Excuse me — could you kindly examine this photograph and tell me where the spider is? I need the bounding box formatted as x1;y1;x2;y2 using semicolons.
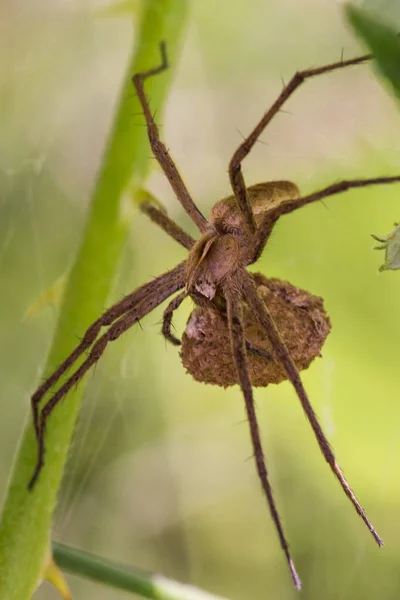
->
28;42;400;589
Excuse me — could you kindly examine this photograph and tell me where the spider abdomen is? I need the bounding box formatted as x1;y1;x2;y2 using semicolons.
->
181;273;331;387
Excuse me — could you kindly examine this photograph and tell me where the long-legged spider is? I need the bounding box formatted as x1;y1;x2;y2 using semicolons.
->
28;42;400;589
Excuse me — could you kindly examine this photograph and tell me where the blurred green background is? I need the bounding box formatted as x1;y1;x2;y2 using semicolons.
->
2;0;400;598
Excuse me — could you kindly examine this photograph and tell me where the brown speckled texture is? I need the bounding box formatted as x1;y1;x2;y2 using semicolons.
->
181;273;331;387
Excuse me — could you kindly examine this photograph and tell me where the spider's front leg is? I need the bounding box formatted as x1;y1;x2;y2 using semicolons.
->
133;42;208;234
255;176;400;259
228;53;371;239
28;262;186;489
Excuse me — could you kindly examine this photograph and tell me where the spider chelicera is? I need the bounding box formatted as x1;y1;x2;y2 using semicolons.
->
28;42;400;589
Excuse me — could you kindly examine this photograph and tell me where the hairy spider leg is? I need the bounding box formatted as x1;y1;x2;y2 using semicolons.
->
136;201;274;357
228;53;371;235
29;263;186;488
133;42;209;234
30;261;185;439
240;268;383;547
255;176;400;259
139;195;196;250
162;291;187;345
132;45;391;583
223;275;302;590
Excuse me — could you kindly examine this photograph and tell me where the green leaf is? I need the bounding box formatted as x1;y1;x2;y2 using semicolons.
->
345;4;400;101
0;1;188;599
372;223;400;270
345;5;400;273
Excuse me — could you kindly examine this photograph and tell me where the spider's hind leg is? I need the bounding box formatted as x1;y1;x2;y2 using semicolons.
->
223;274;301;590
239;267;383;548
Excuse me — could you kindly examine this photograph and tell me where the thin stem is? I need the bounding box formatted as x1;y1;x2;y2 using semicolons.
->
53;542;231;600
0;3;189;599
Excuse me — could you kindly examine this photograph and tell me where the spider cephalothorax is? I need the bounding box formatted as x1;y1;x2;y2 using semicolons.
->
186;181;300;299
183;181;331;387
28;42;400;589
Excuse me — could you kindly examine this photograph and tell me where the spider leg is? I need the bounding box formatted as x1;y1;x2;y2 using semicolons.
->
28;271;186;490
132;42;208;233
162;291;186;345
204;294;273;360
246;341;272;362
240;268;383;547
138;190;196;250
228;53;371;234
223;276;302;590
30;262;185;444
255;176;400;259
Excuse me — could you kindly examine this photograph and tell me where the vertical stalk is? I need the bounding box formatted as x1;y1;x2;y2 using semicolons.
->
0;2;188;598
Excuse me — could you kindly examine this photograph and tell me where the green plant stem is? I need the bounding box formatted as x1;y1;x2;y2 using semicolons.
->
53;543;231;600
0;2;188;598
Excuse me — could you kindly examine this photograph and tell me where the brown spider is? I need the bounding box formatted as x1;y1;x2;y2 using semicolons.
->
28;42;400;589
